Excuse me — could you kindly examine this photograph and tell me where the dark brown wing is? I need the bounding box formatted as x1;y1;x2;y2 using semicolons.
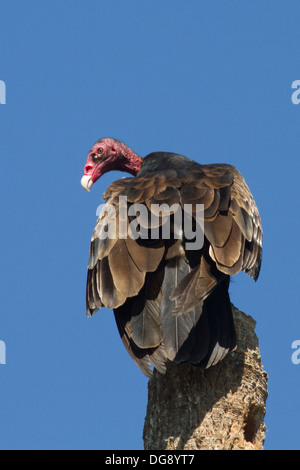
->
200;164;262;282
85;162;262;375
86;194;165;316
167;164;262;315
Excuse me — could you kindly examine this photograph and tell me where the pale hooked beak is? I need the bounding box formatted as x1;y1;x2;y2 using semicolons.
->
81;175;94;192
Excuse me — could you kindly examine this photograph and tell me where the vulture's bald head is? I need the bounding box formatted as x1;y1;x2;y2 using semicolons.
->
81;138;143;191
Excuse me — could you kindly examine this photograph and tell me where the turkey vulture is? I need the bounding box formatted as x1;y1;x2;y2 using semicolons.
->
81;138;262;377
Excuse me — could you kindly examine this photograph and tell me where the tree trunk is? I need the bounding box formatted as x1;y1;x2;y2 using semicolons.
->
143;306;268;451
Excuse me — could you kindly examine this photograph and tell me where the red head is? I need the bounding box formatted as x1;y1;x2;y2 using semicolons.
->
81;138;143;191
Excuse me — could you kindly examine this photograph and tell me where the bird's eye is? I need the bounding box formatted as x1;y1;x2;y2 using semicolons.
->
91;148;104;162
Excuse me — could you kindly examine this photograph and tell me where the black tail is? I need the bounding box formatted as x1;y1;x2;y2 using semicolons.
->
174;276;237;369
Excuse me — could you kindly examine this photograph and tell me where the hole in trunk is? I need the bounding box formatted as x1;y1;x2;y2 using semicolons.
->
244;405;261;443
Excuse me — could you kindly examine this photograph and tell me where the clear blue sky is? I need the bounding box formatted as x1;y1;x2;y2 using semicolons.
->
1;0;300;450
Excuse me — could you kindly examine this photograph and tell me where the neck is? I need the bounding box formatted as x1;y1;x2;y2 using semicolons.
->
120;144;143;176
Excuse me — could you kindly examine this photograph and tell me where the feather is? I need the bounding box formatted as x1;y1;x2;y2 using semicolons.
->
99;257;126;309
113;270;167;376
205;214;233;248
160;257;200;361
114;306;154;377
170;257;218;316
125;236;165;273
108;239;146;299
211;220;243;270
129;271;164;349
201;277;237;368
230;198;253;241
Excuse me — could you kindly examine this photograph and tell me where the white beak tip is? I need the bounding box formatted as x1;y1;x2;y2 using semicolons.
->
81;175;93;192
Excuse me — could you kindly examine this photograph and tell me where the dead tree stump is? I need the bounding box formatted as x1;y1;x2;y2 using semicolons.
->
143;306;268;451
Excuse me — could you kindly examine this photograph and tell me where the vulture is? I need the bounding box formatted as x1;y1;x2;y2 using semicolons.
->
81;138;262;377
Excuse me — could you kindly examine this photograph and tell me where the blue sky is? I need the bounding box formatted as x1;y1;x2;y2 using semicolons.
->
1;0;300;450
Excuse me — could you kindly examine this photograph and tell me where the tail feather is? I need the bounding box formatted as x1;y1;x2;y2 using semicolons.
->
193;276;237;368
160;257;202;362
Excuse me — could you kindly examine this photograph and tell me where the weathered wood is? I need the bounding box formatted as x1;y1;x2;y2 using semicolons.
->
143;306;268;451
